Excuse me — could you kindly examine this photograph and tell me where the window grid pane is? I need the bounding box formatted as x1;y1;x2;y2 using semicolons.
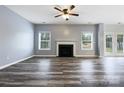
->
117;34;123;53
40;41;49;48
41;33;50;40
106;35;112;52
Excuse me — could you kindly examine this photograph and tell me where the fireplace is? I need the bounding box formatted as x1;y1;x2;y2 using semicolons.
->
56;41;76;57
59;45;73;57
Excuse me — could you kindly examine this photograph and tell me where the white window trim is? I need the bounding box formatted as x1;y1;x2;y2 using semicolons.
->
38;31;51;50
81;32;93;50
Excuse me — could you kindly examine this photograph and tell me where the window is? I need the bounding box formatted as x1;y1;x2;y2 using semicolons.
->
39;31;51;50
106;34;113;52
104;32;124;56
81;32;93;50
117;34;123;53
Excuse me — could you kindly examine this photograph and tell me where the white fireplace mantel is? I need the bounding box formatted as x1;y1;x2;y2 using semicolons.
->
56;41;76;56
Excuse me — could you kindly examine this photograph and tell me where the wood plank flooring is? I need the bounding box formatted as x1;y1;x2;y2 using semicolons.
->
0;57;124;87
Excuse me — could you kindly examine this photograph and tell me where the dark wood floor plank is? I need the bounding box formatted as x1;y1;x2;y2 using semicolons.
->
1;57;124;87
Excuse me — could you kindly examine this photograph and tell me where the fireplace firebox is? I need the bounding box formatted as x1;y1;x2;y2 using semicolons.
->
58;45;73;57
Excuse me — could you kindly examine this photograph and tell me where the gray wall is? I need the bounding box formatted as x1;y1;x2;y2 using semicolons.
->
104;24;124;33
0;6;34;67
98;23;104;57
34;24;99;56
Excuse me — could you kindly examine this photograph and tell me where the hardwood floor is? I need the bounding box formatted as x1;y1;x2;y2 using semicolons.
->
0;57;124;87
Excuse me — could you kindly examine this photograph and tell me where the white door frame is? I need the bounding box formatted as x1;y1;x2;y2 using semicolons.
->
104;31;124;56
104;32;114;56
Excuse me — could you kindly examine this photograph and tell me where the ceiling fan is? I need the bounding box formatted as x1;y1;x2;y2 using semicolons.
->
54;5;79;21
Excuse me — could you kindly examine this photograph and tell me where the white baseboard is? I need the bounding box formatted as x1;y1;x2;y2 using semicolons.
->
34;55;56;57
0;55;33;70
75;55;98;57
34;55;98;57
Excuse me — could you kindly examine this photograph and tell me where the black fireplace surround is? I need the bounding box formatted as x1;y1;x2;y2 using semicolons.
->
58;44;73;57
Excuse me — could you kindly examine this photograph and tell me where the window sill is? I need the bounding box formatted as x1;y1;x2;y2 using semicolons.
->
81;49;94;51
39;48;51;50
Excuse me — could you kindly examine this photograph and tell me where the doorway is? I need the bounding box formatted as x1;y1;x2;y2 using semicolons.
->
104;32;124;56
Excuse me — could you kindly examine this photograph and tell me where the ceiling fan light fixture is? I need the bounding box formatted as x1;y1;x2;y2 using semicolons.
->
62;14;69;20
54;5;79;21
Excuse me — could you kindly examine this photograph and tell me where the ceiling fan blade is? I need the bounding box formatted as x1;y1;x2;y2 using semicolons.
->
54;14;62;17
70;5;75;10
56;5;62;9
69;13;79;16
54;7;62;12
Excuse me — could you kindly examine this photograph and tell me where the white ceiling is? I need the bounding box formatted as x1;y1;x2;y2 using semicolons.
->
5;5;124;24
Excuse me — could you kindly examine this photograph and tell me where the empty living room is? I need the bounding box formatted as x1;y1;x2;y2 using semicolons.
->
1;3;124;89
